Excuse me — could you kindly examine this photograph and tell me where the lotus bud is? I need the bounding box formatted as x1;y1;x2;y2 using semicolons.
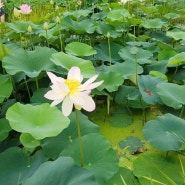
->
50;0;54;5
27;25;32;33
56;16;60;24
107;32;111;38
13;7;21;18
44;22;49;30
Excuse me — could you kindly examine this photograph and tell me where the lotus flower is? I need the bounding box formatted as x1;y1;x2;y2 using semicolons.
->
44;67;103;116
20;4;32;14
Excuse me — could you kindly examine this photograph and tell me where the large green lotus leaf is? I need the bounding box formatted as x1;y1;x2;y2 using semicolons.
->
0;147;47;185
141;18;167;29
60;133;119;184
106;8;131;27
0;118;11;141
154;39;176;51
133;153;185;185
107;167;140;185
94;42;122;63
118;46;153;64
41;112;99;159
6;103;70;140
95;22;122;38
96;71;124;92
143;113;185;151
62;16;95;34
64;9;91;20
0;75;13;103
158;49;177;60
111;62;143;79
23;156;98;185
156;82;185;109
65;42;97;57
51;51;95;77
6;21;42;34
2;46;56;78
0;43;12;60
138;75;164;105
167;52;185;66
166;31;185;40
164;12;180;19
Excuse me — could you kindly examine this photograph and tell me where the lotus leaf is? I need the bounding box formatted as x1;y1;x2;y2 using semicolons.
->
0;75;13;103
156;82;185;109
6;103;70;140
143;113;185;151
51;51;95;77
60;133;119;184
65;42;97;57
2;46;57;78
23;156;98;185
133;153;185;185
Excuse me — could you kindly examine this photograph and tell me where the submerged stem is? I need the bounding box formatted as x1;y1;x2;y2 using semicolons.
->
75;109;84;167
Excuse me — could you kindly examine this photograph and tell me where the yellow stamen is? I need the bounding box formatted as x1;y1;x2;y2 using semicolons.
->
64;79;80;95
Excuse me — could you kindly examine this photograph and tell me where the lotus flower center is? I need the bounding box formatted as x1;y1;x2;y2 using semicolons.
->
64;79;80;95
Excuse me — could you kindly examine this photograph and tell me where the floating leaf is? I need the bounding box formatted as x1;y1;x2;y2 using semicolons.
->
143;113;185;151
0;75;13;104
107;167;140;185
65;42;97;57
61;133;119;184
51;51;95;77
133;153;185;185
23;156;98;185
156;82;185;109
6;103;70;140
138;75;164;105
2;47;56;78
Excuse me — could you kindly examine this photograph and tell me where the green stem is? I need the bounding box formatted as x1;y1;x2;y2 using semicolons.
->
24;77;31;102
75;109;84;167
107;33;112;69
35;78;39;90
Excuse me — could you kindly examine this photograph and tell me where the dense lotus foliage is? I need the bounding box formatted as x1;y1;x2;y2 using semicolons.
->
0;0;185;184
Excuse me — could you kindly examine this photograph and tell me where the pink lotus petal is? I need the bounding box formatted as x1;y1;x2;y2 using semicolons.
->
62;96;73;116
20;4;32;14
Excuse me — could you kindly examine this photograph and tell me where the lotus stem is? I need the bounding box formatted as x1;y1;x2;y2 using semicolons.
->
107;32;112;69
24;77;31;102
35;78;39;90
75;109;84;167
